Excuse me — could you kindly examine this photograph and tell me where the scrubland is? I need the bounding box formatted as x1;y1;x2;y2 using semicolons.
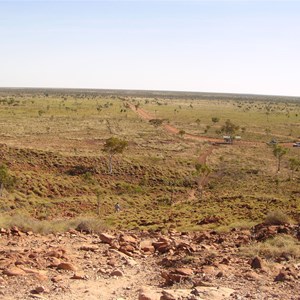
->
0;88;299;232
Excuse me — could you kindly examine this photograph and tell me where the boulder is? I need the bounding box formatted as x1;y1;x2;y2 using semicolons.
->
99;233;116;244
140;240;155;253
120;235;137;244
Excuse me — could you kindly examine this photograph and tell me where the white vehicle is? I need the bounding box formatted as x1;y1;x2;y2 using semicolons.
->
293;142;300;147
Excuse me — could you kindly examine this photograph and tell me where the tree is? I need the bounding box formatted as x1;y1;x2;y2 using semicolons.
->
272;145;288;173
103;137;128;174
0;164;16;197
220;119;239;136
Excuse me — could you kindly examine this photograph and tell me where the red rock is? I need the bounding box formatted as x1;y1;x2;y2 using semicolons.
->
119;244;135;253
46;249;65;258
140;240;155;253
152;242;170;253
175;268;193;276
108;258;118;267
120;235;137;244
51;275;63;283
47;257;61;268
161;290;176;300
138;287;161;300
99;233;115;244
31;286;47;294
56;262;77;271
110;269;124;277
161;271;183;284
79;245;99;252
0;228;7;234
71;272;86;280
3;267;26;276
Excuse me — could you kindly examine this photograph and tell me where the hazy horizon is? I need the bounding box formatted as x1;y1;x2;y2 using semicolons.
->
1;1;299;97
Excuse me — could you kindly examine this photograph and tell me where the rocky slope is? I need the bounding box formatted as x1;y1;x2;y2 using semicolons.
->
0;224;299;300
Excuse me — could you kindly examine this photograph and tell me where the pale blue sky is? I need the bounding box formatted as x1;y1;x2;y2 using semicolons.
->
0;0;299;96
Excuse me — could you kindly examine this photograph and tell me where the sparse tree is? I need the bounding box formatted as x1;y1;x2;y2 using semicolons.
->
103;137;128;174
220;119;239;136
272;145;288;173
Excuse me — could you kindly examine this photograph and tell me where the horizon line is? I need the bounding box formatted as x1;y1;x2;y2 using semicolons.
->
1;86;300;99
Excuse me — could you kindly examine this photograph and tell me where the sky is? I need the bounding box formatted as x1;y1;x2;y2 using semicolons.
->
0;0;299;96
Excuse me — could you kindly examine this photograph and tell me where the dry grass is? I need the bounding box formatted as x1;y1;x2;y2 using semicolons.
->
0;213;109;234
0;89;299;231
241;234;300;260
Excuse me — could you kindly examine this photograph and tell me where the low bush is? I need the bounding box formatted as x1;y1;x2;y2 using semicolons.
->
241;234;300;260
264;210;291;225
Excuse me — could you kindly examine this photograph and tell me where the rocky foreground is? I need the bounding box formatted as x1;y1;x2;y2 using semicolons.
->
0;224;299;300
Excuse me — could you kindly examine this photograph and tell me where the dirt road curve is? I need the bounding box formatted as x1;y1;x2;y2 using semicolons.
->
127;102;296;148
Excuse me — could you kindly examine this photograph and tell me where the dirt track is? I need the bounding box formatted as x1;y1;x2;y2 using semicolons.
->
127;102;296;148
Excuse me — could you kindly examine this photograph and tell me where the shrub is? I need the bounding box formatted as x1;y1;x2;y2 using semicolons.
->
264;211;291;225
241;234;300;260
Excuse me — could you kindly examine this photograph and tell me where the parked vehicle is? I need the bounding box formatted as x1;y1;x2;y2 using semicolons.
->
293;142;300;147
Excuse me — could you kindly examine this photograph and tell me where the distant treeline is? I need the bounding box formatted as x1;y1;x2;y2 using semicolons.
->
0;87;299;103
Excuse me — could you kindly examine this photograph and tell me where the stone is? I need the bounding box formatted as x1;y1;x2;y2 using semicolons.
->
140;240;155;253
161;290;176;300
56;262;77;271
138;287;161;300
71;272;86;280
79;245;99;252
119;244;135;253
152;242;170;253
31;286;47;294
51;275;63;283
120;235;137;244
175;268;193;276
3;267;26;276
110;269;124;277
99;233;115;244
